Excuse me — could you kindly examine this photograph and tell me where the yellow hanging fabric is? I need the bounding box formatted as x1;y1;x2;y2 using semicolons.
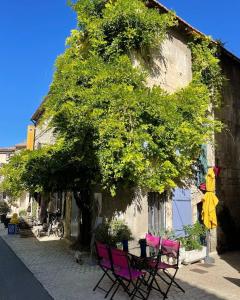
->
202;167;219;229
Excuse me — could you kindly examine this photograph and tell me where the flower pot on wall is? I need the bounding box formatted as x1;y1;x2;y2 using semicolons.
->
182;246;207;265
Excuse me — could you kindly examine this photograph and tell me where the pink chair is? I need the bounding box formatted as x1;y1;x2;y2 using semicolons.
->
143;233;165;299
109;247;146;300
145;233;161;249
152;238;185;299
93;242;116;298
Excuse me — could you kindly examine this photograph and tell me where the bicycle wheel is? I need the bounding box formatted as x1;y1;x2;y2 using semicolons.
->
47;224;52;237
57;222;64;238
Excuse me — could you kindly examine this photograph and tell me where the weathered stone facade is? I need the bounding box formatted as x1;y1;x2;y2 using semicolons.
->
29;1;240;252
34;120;55;149
114;28;202;241
215;53;240;251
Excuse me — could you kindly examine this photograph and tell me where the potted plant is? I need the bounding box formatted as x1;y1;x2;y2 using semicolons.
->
178;222;207;265
94;222;113;245
0;201;10;223
94;219;133;251
110;219;133;251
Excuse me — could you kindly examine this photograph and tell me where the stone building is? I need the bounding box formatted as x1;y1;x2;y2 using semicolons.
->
30;0;240;252
31;111;77;240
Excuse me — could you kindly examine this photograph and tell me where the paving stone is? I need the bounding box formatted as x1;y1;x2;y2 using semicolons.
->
1;224;239;300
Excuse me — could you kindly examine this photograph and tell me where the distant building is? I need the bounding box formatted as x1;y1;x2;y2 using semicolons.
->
0;142;28;214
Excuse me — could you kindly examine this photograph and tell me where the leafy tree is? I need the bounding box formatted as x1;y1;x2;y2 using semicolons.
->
41;0;222;196
1;0;224;198
0;150;30;200
0;0;225;248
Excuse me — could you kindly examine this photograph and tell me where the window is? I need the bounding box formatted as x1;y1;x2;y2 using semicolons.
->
148;192;166;234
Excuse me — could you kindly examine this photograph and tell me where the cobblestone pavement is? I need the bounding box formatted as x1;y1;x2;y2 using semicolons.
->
0;224;239;300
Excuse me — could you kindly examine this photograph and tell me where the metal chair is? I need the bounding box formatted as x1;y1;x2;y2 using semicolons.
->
109;247;146;300
93;242;116;298
155;238;185;299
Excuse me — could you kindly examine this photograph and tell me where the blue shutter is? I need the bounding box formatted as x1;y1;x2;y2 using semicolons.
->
172;188;192;235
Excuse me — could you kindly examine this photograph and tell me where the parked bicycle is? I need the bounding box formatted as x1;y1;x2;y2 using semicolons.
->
47;210;64;238
36;210;64;239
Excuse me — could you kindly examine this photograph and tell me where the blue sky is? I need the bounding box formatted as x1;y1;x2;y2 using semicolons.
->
0;0;239;147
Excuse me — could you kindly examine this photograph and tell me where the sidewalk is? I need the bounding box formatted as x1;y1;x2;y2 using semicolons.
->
0;224;239;300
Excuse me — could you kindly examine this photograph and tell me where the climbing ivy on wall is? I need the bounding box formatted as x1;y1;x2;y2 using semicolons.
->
189;33;225;105
1;0;224;197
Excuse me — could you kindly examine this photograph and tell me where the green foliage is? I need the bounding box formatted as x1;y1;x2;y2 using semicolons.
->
0;201;10;214
22;140;98;192
31;200;38;219
178;222;207;251
72;0;177;59
189;34;225;105
0;150;31;199
1;0;225;198
110;219;133;242
94;222;111;244
94;219;133;245
19;209;27;217
42;0;223;195
150;228;176;240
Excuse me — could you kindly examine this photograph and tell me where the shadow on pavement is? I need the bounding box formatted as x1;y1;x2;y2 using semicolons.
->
220;251;240;273
224;277;240;288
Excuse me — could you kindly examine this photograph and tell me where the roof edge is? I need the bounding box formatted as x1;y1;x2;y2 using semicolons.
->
150;0;240;64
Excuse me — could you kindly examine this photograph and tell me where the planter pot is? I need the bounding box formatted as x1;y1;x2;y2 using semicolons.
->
8;224;19;235
139;239;147;258
182;246;207;265
122;240;129;252
179;247;186;266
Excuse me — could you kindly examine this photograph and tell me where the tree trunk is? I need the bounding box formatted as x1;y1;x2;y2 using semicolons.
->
73;189;92;249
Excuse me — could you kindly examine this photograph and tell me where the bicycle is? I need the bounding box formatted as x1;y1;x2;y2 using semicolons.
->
47;210;64;239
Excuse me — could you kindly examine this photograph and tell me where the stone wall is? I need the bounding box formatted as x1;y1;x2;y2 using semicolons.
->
111;29;194;239
146;30;192;92
215;54;240;251
34;120;55;149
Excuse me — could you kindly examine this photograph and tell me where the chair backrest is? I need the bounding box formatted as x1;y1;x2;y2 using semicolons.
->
145;233;161;249
161;239;180;260
110;247;133;279
95;241;110;261
110;247;129;269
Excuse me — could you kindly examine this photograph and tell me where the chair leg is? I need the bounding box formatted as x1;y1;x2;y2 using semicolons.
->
131;277;148;300
93;271;106;291
143;274;156;300
110;282;120;300
152;277;165;296
105;280;117;298
162;269;183;299
163;269;185;293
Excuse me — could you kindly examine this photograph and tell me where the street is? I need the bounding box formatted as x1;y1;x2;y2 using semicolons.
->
0;237;52;300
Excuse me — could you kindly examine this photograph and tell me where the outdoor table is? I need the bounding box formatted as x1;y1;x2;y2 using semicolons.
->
128;240;157;271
